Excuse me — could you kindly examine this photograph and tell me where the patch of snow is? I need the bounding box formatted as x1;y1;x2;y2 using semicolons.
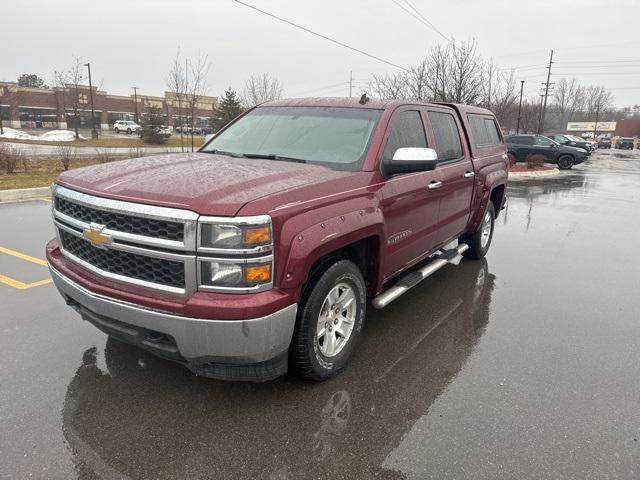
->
0;127;34;140
0;127;84;142
39;130;84;142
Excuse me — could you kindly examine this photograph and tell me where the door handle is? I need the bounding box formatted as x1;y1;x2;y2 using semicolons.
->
428;181;443;190
463;171;475;178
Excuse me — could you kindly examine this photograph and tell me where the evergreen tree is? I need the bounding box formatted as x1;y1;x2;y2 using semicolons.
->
211;88;244;132
139;105;168;144
17;74;48;89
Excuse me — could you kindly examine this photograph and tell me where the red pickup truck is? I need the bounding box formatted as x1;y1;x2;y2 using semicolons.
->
47;97;508;382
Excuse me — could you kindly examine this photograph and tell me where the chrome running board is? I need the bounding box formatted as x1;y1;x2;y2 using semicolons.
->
371;243;469;309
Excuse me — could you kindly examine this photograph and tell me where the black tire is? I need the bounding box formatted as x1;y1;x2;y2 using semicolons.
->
460;202;495;260
114;127;119;133
557;155;574;170
290;259;366;381
507;152;517;167
126;128;132;135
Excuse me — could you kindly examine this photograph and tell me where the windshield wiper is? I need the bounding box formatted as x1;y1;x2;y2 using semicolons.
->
242;153;307;164
205;149;246;158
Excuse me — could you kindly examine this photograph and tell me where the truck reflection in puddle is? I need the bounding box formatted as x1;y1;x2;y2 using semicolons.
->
62;259;495;479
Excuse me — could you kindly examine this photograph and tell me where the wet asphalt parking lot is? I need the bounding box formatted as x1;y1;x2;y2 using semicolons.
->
1;149;640;480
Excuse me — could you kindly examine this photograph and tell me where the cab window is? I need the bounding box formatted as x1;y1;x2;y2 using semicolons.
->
381;111;427;162
428;111;463;161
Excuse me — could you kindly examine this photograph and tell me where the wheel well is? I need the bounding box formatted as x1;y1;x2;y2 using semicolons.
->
301;236;380;301
490;185;506;214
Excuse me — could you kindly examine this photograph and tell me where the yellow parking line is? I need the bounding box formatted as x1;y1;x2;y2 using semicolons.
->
0;245;48;267
0;273;52;290
40;198;52;203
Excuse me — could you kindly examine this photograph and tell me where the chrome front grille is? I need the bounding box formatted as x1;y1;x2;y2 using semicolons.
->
52;185;198;294
59;230;186;288
55;196;185;241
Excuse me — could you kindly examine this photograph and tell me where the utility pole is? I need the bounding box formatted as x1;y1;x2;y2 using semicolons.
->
593;102;600;140
516;80;525;134
538;94;544;134
349;71;353;98
539;49;554;134
132;86;139;124
84;62;98;139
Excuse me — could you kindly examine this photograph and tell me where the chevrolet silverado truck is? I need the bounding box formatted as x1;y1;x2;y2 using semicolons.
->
47;98;508;382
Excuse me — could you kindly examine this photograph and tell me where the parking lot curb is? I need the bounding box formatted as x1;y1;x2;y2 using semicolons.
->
509;168;560;178
0;186;51;203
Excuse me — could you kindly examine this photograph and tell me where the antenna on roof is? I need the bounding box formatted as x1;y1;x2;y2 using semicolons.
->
359;93;370;105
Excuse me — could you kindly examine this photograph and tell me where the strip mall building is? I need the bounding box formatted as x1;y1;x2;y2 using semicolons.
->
0;82;218;130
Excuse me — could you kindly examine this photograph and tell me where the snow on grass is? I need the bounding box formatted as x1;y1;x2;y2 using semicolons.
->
0;127;33;140
0;127;85;142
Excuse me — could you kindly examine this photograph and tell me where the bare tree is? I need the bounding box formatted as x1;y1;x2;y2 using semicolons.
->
167;49;187;152
242;73;283;107
186;52;211;152
53;56;92;140
369;72;409;100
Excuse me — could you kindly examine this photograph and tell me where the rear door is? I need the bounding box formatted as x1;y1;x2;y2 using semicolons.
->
425;108;474;243
379;108;444;280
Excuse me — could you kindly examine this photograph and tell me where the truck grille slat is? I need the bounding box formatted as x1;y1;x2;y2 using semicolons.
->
55;196;184;241
60;230;185;288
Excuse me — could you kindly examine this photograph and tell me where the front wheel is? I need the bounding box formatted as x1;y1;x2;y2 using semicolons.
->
460;202;495;260
557;155;574;170
114;128;119;133
290;260;366;381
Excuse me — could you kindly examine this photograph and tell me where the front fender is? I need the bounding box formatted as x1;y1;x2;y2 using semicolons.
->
278;207;384;298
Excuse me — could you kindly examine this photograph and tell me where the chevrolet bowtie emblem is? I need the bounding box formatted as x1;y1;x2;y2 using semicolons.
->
83;224;112;248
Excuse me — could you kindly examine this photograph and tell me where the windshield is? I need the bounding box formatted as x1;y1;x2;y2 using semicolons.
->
202;106;382;171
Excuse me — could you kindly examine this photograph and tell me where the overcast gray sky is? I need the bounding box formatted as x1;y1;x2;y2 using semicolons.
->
3;0;639;106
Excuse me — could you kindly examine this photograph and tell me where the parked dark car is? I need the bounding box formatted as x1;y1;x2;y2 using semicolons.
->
597;138;612;149
546;134;593;154
616;137;635;150
505;134;588;169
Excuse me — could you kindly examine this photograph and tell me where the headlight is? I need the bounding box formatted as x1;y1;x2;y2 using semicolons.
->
199;258;272;290
199;217;272;251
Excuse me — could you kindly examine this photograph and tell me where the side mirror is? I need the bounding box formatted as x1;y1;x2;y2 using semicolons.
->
384;147;438;176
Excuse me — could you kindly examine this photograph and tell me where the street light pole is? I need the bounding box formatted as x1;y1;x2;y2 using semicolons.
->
516;80;525;134
132;86;139;124
593;102;600;140
84;62;98;139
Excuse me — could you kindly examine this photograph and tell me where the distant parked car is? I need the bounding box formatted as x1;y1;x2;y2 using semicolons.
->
546;134;593;154
156;126;172;137
505;134;588;170
175;124;192;134
616;137;635;150
113;120;141;135
597;138;612;149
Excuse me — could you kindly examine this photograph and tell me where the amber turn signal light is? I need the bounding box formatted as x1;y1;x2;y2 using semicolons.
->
243;264;272;283
243;226;271;245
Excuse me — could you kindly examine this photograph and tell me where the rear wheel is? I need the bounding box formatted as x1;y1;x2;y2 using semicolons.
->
507;152;517;167
557;155;574;170
126;128;132;135
290;260;366;381
460;202;495;260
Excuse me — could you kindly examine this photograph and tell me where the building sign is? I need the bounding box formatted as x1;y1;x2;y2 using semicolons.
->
566;121;616;132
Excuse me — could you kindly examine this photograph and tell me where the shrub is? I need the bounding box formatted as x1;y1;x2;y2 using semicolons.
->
525;154;546;170
94;148;113;164
0;144;25;174
56;146;74;171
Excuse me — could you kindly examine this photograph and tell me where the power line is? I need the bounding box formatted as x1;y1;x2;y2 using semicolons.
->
234;0;408;71
389;0;452;43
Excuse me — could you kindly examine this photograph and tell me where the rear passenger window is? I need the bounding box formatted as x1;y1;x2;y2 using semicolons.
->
469;115;501;147
382;111;427;161
428;111;463;161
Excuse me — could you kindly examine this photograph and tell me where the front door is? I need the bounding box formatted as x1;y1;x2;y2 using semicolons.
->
379;108;444;281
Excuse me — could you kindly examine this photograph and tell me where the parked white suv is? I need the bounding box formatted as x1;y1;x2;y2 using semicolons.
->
113;120;141;134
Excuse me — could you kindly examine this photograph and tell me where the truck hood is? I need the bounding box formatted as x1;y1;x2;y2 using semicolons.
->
56;152;352;216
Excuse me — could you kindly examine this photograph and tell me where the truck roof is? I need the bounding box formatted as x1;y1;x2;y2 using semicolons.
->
263;97;496;116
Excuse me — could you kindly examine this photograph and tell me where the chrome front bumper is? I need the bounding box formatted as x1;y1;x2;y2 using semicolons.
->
49;266;297;380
